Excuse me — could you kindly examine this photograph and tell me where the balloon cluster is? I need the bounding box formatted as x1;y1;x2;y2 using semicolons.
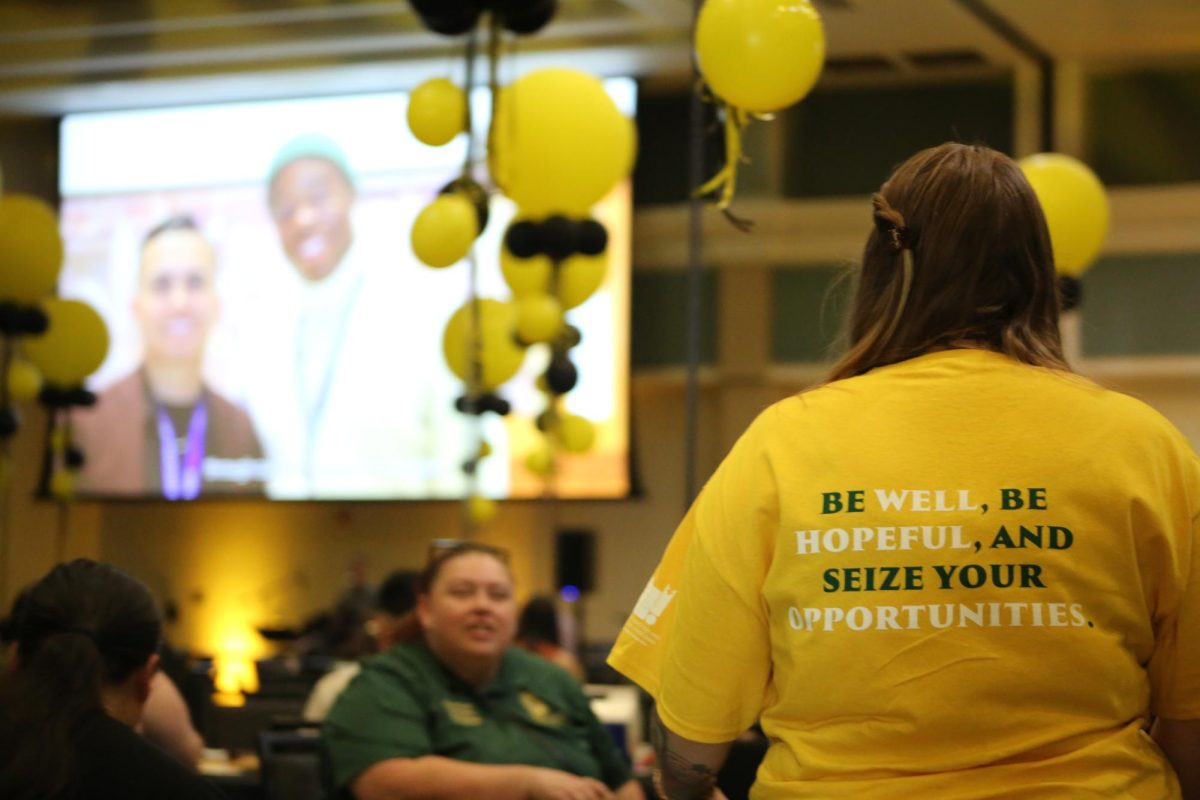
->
692;0;825;216
1018;153;1110;311
404;10;636;521
0;192;110;500
409;0;557;37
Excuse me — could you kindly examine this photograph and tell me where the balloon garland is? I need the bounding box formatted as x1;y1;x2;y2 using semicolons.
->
0;192;110;501
406;1;636;524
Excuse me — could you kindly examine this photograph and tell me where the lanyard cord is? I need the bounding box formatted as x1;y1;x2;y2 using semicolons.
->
156;397;208;500
296;271;367;485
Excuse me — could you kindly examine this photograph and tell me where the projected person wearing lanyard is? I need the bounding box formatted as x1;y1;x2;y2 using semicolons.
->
253;134;502;499
75;217;264;498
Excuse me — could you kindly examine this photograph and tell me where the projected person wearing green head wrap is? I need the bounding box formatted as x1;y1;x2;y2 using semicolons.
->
244;133;507;500
267;133;357;283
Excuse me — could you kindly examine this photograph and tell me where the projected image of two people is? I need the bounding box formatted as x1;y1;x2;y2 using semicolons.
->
59;92;630;502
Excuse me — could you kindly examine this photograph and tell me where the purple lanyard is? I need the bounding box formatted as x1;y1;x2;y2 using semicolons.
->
156;399;208;500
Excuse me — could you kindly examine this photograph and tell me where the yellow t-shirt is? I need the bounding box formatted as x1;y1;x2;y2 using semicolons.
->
609;349;1200;799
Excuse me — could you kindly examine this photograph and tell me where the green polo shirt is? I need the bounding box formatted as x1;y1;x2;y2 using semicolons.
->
321;641;632;795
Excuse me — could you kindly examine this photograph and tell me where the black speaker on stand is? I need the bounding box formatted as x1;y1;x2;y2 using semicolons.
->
554;528;596;594
554;528;596;667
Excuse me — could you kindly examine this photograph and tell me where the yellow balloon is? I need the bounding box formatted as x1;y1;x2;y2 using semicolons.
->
514;294;563;344
0;195;64;303
412;194;479;269
695;0;825;113
501;244;607;310
491;68;636;216
1018;153;1109;278
442;298;526;391
23;298;109;388
467;495;497;524
408;78;467;147
50;469;75;501
6;358;42;401
556;414;596;454
525;445;554;477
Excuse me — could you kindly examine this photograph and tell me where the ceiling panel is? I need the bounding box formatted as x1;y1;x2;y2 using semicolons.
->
989;0;1200;63
0;0;1196;114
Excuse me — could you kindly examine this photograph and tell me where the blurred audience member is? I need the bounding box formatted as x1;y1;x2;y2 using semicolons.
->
303;570;420;722
516;595;585;681
140;671;206;769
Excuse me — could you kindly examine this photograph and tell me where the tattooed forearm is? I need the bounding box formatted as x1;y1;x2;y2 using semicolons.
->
650;706;732;800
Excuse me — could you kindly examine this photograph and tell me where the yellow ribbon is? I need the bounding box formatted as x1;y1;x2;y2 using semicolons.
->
694;102;763;231
695;104;749;207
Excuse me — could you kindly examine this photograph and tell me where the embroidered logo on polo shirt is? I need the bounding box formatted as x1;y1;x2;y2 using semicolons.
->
633;580;676;626
519;692;565;727
442;700;483;726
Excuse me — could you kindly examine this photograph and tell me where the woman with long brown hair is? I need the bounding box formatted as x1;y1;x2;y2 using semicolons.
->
609;143;1200;799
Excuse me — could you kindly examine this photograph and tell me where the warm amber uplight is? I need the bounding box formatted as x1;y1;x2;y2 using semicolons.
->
212;628;260;697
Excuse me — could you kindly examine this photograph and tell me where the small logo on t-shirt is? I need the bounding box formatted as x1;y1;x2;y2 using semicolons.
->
519;691;565;727
633;580;676;625
442;700;483;726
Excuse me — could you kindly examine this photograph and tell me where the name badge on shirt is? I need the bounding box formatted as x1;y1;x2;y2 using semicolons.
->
519;692;565;727
442;700;484;727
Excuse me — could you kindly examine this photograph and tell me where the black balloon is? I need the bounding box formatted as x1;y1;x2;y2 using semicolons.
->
505;220;541;258
0;302;17;335
501;0;557;34
541;215;576;262
39;387;74;408
455;395;480;415
65;445;86;469
544;354;578;394
409;0;483;35
535;410;552;432
0;302;45;336
479;393;512;416
17;306;49;336
576;219;608;256
1058;276;1082;312
68;388;97;407
0;407;18;439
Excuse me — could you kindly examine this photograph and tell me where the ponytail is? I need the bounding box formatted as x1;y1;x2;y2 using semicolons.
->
0;632;105;798
0;560;160;799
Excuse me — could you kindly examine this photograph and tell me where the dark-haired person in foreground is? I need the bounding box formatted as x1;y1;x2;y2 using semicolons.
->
609;143;1200;798
75;216;265;498
0;559;225;799
323;544;644;800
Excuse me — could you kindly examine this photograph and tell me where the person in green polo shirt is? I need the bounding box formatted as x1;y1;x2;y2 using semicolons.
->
322;543;644;800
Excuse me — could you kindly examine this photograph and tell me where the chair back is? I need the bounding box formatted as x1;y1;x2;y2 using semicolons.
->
258;728;324;800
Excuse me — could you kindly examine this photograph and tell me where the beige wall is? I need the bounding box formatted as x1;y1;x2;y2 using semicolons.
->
0;376;744;654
